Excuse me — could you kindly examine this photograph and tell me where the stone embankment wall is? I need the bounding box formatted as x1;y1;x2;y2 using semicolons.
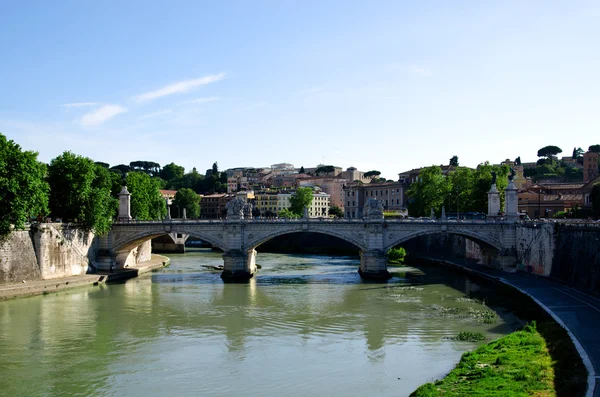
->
515;223;556;276
551;224;600;293
32;223;97;280
0;224;155;285
0;230;40;284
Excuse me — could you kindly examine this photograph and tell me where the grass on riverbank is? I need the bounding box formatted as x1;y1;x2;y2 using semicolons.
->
410;323;556;397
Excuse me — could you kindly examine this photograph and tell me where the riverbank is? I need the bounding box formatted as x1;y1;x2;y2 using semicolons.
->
0;254;170;301
409;255;592;397
410;323;554;396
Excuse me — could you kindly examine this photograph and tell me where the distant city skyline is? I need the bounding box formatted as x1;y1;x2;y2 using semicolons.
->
1;1;599;180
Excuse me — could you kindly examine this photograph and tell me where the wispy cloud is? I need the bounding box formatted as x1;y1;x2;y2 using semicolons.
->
409;65;432;77
298;86;324;95
180;97;219;105
80;105;127;127
138;109;173;120
135;73;226;102
61;102;100;108
240;102;267;111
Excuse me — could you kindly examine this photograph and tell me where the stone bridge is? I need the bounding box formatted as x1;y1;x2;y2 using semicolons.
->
101;217;517;280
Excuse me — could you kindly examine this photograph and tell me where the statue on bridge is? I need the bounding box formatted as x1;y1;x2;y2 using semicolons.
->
364;198;384;220
226;197;246;220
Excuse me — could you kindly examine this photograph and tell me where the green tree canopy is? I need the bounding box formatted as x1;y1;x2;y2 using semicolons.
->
47;151;116;234
572;147;584;159
0;134;49;235
448;166;475;213
364;170;381;179
329;205;344;218
589;144;600;153
130;161;161;177
537;145;562;159
406;166;452;217
126;171;166;220
160;162;185;182
470;162;510;213
289;187;314;215
173;188;201;219
278;208;300;219
299;166;305;174
449;155;459;167
109;164;131;175
315;165;335;175
95;162;110;169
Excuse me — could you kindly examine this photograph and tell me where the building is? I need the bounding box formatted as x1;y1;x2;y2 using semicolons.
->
343;182;405;218
340;167;371;184
583;151;599;182
296;176;346;209
517;183;586;218
254;190;330;218
201;193;234;219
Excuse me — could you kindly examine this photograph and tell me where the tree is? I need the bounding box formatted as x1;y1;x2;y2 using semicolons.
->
0;134;49;235
470;162;510;213
47;152;116;234
130;161;161;177
329;205;344;218
278;208;300;219
592;182;600;217
95;162;110;169
299;166;305;174
589;145;600;153
126;171;166;220
406;166;452;217
160;162;185;182
364;170;381;179
109;164;131;175
315;165;335;175
212;162;219;176
449;166;474;213
572;147;584;159
537;145;562;159
289;187;314;216
449;155;459;167
173;188;201;218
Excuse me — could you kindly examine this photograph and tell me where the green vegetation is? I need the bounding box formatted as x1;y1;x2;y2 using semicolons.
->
173;188;201;219
329;205;344;218
387;247;406;265
449;155;459;167
278;208;300;219
364;170;381;179
0;133;49;235
126;172;166;220
588;144;600;153
410;323;555;397
47;151;116;234
289;187;314;216
454;331;485;342
315;165;335;175
537;145;563;160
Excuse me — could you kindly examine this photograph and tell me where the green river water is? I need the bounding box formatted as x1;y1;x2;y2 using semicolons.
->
0;249;520;397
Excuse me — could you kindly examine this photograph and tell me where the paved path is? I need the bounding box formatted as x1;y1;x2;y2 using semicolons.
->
0;254;169;301
434;259;599;397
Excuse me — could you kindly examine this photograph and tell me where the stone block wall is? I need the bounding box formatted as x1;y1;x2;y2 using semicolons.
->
516;223;556;276
32;223;96;280
0;230;40;284
551;225;600;292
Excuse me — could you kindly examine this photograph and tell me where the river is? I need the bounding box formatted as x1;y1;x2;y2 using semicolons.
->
0;249;519;397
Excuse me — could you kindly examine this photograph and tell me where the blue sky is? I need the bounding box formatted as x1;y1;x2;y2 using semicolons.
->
1;1;599;179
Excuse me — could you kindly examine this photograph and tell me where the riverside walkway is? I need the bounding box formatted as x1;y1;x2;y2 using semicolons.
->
429;258;600;397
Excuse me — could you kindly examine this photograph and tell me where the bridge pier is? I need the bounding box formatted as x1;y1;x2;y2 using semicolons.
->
221;249;257;281
359;250;391;280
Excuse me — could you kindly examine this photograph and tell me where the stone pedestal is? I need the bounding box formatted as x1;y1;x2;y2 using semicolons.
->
221;249;257;281
165;198;171;220
504;180;518;222
359;250;391;280
182;208;187;220
117;186;132;221
487;184;501;218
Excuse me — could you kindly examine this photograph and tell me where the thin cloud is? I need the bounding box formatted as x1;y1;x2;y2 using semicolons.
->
298;86;324;95
61;102;100;108
135;73;225;102
80;105;127;127
240;102;267;111
409;65;432;77
139;109;173;120
180;97;219;105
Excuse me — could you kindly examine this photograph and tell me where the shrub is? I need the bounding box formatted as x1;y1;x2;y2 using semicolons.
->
387;247;406;265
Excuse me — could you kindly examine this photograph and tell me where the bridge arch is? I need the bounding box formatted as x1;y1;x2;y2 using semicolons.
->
384;229;503;253
113;229;226;253
247;228;367;252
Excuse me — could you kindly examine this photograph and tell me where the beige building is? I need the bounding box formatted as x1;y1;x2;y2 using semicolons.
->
343;182;405;218
296;176;346;208
254;191;330;218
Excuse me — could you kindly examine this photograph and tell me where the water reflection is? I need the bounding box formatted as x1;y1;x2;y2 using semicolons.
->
0;249;520;397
